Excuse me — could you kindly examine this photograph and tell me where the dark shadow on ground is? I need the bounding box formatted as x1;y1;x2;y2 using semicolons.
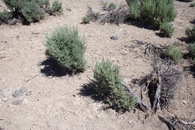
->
124;18;158;31
40;58;73;77
183;65;195;78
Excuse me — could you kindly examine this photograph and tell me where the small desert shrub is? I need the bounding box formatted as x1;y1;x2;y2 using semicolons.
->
21;1;44;23
108;2;117;11
46;26;86;73
185;26;195;42
35;0;50;8
0;11;13;24
166;45;183;64
82;16;90;24
126;0;176;28
92;59;135;111
190;2;195;7
188;42;195;59
51;0;63;14
160;22;174;38
177;0;192;2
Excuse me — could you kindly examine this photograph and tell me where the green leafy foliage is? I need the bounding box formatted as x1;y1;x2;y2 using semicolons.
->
51;0;63;14
190;2;195;7
35;0;50;8
92;59;135;111
188;42;195;60
185;26;195;42
160;22;174;37
108;2;117;11
126;0;176;28
0;11;13;24
1;0;63;25
46;26;86;73
21;1;44;23
166;45;183;64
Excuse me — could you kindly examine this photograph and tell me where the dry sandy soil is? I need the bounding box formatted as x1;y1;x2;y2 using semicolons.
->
0;0;195;130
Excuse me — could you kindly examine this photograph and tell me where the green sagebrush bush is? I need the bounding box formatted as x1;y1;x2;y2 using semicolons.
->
46;26;86;73
126;0;176;28
160;22;174;38
166;45;183;64
186;26;195;42
0;11;13;24
108;2;117;11
92;59;135;111
51;0;63;14
21;1;44;23
188;42;195;59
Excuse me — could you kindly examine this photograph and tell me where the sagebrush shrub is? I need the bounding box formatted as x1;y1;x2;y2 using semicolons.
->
185;26;195;42
51;0;63;14
126;0;176;28
46;26;86;73
166;45;183;64
190;2;195;7
21;1;44;23
108;2;117;11
188;42;195;59
35;0;50;8
0;11;13;24
92;59;135;111
160;22;174;37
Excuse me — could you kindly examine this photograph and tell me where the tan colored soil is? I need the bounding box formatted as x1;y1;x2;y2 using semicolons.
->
0;0;194;130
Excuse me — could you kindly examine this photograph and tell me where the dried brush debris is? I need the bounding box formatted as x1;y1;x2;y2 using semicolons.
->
84;2;129;25
99;4;129;25
159;116;195;130
146;59;182;111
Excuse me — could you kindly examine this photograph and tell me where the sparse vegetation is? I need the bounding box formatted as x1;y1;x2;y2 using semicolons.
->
185;26;195;42
0;11;13;24
91;59;135;111
46;26;86;73
160;22;174;38
108;2;117;11
166;45;183;64
51;0;63;15
188;42;195;60
21;1;44;23
126;0;176;28
190;2;195;7
0;0;63;25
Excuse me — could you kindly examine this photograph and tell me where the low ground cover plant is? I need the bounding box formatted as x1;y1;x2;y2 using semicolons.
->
186;26;195;42
91;59;135;112
46;26;86;74
0;0;63;25
160;22;174;38
166;45;183;64
126;0;176;28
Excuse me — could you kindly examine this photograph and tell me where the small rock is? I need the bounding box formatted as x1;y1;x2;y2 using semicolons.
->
182;100;187;104
12;90;21;97
26;91;32;96
19;87;28;94
2;87;13;98
23;99;28;104
12;99;23;105
110;36;118;40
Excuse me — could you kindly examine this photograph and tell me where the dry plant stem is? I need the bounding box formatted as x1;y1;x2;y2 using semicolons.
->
158;116;176;130
153;76;161;112
121;82;149;112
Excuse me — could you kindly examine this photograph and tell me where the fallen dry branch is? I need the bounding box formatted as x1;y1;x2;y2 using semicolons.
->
121;82;149;112
146;59;181;111
159;116;195;130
